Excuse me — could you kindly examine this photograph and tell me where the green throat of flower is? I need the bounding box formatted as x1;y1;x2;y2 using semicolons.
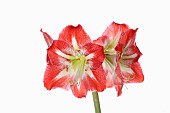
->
56;49;88;85
103;38;118;72
70;54;87;84
56;37;94;85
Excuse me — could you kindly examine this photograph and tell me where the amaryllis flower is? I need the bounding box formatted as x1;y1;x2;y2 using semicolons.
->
94;22;144;96
115;29;144;83
41;25;106;98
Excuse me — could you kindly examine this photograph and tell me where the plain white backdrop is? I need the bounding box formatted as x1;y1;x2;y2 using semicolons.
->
0;0;170;113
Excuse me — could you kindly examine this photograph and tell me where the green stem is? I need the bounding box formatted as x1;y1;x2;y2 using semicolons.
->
92;92;101;113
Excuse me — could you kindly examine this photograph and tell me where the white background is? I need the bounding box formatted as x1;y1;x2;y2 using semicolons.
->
0;0;170;113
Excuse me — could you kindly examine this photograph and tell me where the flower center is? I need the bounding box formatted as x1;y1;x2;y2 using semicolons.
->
56;37;94;85
56;49;89;85
70;53;87;84
103;39;117;72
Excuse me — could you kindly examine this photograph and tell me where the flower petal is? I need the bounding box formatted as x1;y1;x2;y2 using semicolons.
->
117;61;144;83
58;24;91;48
93;36;107;46
115;29;142;66
115;85;123;96
71;80;88;98
44;65;71;90
123;49;141;66
116;45;142;67
102;21;129;39
94;22;129;46
90;66;106;91
47;40;74;66
49;40;73;55
47;50;68;67
125;62;144;83
71;66;106;98
118;29;138;48
105;58;126;98
82;43;105;70
40;29;53;47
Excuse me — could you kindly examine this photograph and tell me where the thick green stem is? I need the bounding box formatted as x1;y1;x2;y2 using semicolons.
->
92;92;101;113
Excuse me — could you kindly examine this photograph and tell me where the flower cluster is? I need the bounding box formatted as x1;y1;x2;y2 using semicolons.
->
41;22;144;98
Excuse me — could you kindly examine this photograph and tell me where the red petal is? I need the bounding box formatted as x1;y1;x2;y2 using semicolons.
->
126;62;144;83
102;22;129;40
47;51;67;66
106;71;123;87
92;66;106;91
71;66;106;98
40;29;53;47
105;62;124;96
106;72;114;88
47;40;73;66
115;29;142;66
49;40;73;55
49;76;72;90
71;80;88;98
115;85;123;96
119;29;138;47
115;60;124;83
44;65;63;89
83;43;105;70
58;24;91;47
117;45;142;67
105;59;124;86
93;36;107;46
123;44;142;57
122;45;142;67
94;22;129;46
44;65;74;90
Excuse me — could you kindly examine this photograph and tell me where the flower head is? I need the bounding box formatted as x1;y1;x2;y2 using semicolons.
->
115;29;144;83
94;22;144;96
41;25;106;98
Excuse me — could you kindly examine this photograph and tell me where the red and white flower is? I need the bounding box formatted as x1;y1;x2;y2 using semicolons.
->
115;29;144;83
94;22;144;96
41;25;106;98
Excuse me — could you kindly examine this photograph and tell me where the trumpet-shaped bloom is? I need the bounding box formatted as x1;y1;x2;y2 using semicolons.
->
115;29;144;83
41;25;106;98
94;22;144;96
